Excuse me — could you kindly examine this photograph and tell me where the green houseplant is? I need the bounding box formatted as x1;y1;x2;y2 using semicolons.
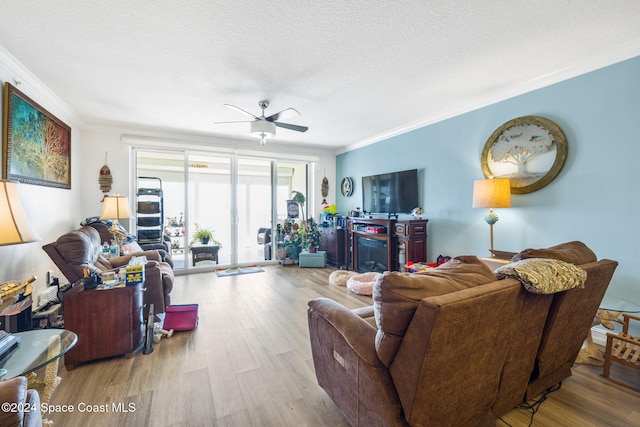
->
291;191;306;220
191;226;223;247
303;218;321;253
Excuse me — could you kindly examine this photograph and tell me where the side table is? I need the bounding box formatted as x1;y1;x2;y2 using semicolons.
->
0;329;77;379
63;282;144;370
575;294;640;366
190;243;219;266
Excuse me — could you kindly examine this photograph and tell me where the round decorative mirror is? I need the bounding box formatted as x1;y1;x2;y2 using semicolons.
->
481;116;568;194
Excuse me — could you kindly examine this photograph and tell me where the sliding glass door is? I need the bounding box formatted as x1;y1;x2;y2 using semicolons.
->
186;154;232;267
134;148;308;272
237;158;273;264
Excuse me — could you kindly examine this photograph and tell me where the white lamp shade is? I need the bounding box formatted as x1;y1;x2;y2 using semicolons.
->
0;181;40;246
250;120;276;138
100;195;133;220
472;178;512;209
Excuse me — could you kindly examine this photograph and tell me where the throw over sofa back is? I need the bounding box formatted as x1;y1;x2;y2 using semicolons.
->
527;259;617;398
504;241;619;399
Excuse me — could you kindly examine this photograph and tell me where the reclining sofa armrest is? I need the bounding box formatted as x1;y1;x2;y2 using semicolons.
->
308;298;379;366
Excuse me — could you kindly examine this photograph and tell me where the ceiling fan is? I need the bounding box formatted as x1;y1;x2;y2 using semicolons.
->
215;100;309;145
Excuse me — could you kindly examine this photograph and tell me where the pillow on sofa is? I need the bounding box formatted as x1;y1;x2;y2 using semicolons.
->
512;241;597;265
494;258;587;294
373;256;497;367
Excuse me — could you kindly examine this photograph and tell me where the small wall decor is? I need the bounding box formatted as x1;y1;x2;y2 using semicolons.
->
2;82;71;189
99;151;113;201
321;175;329;204
481;116;567;194
340;177;353;197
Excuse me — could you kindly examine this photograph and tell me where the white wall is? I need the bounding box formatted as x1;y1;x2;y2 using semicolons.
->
0;48;87;300
1;46;336;307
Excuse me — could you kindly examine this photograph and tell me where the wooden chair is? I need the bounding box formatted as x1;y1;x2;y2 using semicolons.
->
603;313;640;391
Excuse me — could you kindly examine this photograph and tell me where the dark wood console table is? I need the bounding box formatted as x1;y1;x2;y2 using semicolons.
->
347;217;428;272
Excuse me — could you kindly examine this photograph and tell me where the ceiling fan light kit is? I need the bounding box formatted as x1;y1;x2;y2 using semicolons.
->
215;99;308;146
250;120;276;145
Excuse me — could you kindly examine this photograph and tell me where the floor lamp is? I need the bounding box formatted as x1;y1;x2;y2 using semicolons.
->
472;178;511;256
100;194;133;256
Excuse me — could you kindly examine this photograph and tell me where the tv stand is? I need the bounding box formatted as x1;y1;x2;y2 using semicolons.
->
347;217;428;272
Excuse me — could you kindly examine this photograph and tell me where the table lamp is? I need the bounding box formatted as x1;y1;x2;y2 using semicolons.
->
472;178;511;255
0;180;40;246
0;180;40;307
100;194;133;256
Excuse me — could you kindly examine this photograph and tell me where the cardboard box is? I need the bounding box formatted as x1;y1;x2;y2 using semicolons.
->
299;251;326;268
125;264;145;285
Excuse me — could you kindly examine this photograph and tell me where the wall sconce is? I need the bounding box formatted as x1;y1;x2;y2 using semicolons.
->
472;178;511;255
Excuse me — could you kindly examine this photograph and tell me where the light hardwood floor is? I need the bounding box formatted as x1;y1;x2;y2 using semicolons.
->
46;265;640;426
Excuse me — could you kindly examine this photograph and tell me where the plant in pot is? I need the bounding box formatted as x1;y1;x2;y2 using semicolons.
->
291;191;306;220
191;225;222;247
303;218;321;253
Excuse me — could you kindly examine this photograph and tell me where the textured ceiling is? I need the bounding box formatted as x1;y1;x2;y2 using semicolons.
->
1;1;640;150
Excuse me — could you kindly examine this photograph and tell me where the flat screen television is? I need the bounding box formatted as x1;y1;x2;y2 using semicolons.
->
362;169;419;214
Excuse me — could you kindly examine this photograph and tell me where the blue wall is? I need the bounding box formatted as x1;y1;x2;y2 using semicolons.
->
337;55;640;301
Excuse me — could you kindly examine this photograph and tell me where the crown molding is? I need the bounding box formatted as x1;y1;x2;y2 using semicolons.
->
338;39;640;155
119;131;327;162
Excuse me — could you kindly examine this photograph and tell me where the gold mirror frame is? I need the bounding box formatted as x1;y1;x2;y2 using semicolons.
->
481;116;568;194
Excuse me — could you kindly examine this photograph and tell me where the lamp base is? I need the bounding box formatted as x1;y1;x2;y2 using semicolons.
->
484;210;499;225
110;222;127;256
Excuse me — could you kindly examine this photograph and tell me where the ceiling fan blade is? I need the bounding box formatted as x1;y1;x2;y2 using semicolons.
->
274;121;308;132
214;120;256;124
224;104;260;120
266;107;300;122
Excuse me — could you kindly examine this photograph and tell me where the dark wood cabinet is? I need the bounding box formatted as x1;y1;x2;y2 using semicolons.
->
347;217;428;272
64;283;144;370
318;227;346;268
394;220;428;267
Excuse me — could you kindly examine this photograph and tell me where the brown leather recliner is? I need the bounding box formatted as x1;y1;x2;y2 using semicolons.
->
0;376;42;427
43;226;173;314
85;221;174;269
308;243;618;426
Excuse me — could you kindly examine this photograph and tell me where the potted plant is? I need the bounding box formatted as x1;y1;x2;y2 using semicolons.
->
291;191;306;220
191;225;222;247
303;218;321;253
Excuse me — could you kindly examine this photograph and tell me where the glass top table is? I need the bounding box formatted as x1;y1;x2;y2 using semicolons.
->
599;294;640;313
0;329;77;379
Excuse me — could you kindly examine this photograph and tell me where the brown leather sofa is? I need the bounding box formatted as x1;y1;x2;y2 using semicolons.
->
43;226;174;314
0;376;42;427
308;242;617;426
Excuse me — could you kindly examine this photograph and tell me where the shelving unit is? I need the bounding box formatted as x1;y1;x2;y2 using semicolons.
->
164;224;185;254
136;176;164;246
